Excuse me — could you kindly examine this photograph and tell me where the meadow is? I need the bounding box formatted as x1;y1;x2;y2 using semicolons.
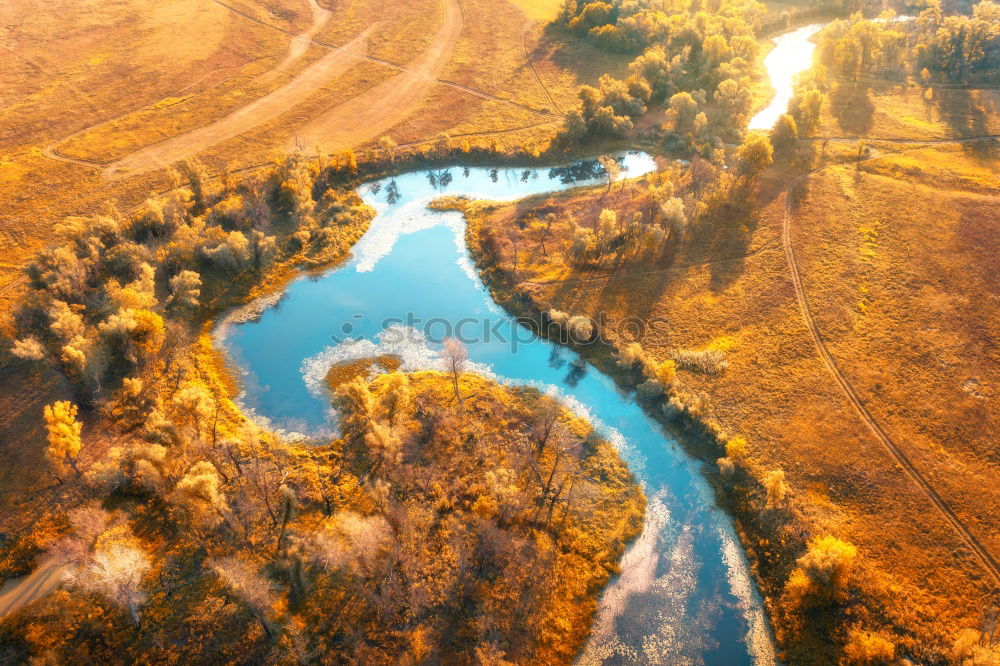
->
1;0;998;662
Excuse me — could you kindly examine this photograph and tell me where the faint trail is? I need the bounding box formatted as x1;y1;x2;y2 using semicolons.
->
290;0;465;153
804;134;1000;144
40;0;337;173
103;25;377;180
212;0;553;117
41;0;555;176
519;21;562;115
781;133;1000;587
254;0;332;85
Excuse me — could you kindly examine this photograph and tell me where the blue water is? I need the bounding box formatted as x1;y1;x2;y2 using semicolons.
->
216;153;775;665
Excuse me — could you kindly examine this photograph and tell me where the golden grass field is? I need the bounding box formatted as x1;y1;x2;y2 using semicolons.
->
461;84;1000;656
0;0;619;498
0;0;628;538
1;0;998;659
0;0;613;311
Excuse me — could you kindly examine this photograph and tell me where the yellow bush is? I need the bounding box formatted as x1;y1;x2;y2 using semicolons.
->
786;535;857;606
843;627;895;664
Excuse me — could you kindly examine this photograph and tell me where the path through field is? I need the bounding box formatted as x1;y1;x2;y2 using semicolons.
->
255;0;332;85
289;0;463;153
103;22;377;180
0;560;68;619
783;134;1000;587
520;21;562;115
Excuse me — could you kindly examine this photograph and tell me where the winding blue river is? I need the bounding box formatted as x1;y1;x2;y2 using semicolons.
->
216;153;775;665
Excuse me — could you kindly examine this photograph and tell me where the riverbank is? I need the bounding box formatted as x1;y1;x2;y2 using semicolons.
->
456;130;1000;661
457;189;801;648
215;152;777;663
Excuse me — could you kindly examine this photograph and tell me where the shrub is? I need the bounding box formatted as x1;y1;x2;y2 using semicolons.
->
11;336;45;360
717;457;736;478
670;348;728;373
843;628;896;664
548;308;569;326
763;469;789;509
786;535;858;606
567;315;594;341
725;436;747;460
617;342;646;369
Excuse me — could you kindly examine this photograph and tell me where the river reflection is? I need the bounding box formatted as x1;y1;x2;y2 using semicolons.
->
216;152;775;665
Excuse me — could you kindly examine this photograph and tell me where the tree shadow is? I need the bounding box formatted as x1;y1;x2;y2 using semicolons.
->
933;87;995;154
541;24;633;86
680;192;761;293
830;82;875;136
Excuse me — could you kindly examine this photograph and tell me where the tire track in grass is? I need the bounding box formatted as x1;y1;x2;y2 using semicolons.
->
782;134;1000;587
289;0;466;154
520;21;562;116
103;25;378;180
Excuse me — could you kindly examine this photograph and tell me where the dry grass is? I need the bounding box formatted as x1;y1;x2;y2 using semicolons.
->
506;0;564;22
822;81;1000;139
463;140;1000;660
0;0;631;307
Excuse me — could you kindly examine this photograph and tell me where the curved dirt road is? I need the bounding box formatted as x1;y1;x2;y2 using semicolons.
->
289;0;464;153
255;0;332;85
103;24;376;180
782;134;1000;587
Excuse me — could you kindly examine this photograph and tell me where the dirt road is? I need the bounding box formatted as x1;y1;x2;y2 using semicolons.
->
0;560;68;619
520;21;562;115
255;0;333;84
103;24;376;180
782;134;1000;587
288;0;464;153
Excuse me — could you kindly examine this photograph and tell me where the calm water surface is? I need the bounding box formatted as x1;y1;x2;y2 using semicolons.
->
748;23;824;131
216;153;775;664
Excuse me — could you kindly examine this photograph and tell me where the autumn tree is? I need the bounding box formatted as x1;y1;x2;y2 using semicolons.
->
308;510;392;576
786;535;858;606
44;401;83;482
179;159;209;210
770;113;798;159
660;197;687;241
669;92;700;134
843;627;896;664
335;376;376;436
364;422;403;477
598;155;621;195
714;77;753;126
440;337;468;409
175;461;229;524
736;133;774;191
763;469;789;509
378;372;412;425
165;270;201;315
172;382;214;437
66;543;151;626
12;336;45;360
211;557;278;638
597;208;617;243
379;135;398;162
47;505;111;565
790;88;824;137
